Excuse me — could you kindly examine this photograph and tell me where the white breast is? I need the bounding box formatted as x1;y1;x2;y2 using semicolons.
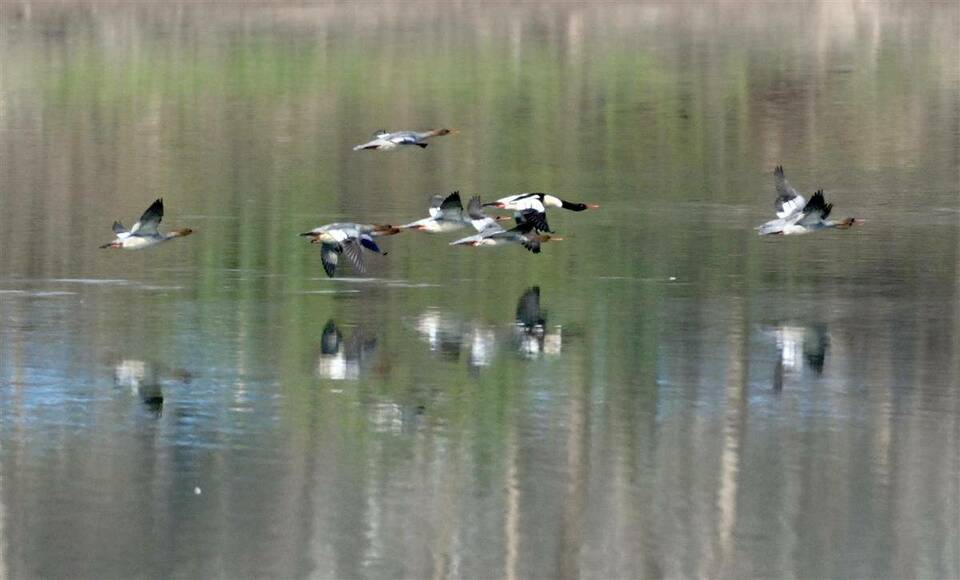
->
122;236;159;250
542;195;563;208
506;197;545;212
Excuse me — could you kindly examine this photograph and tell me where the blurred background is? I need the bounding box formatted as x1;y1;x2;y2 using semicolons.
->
1;1;958;578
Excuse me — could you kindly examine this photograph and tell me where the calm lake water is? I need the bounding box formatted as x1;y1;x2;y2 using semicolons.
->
1;2;958;578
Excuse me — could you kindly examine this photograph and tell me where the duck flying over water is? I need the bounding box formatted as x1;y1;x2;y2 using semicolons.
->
756;166;860;235
352;128;457;151
401;191;469;233
300;223;400;277
450;196;560;254
99;198;193;249
483;193;598;233
757;187;860;236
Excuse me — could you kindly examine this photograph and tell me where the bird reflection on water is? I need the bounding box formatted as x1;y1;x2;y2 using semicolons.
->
413;286;563;369
315;320;378;380
514;286;562;359
113;359;192;417
768;323;830;391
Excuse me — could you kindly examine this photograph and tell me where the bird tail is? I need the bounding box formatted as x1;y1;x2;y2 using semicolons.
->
757;223;784;236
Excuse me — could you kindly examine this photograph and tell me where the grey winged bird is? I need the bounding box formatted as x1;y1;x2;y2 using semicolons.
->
449;195;561;254
400;191;471;233
100;198;193;249
756;166;860;235
352;128;457;151
300;223;400;278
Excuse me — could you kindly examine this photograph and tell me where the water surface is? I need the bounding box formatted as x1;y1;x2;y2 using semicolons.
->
1;2;958;578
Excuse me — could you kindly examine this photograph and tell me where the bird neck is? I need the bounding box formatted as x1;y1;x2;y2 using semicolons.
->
829;218;857;229
166;228;194;239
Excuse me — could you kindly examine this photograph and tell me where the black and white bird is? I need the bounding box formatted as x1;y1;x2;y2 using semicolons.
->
99;199;193;249
400;191;470;233
300;223;399;277
353;128;456;151
757;166;860;235
483;193;598;233
450;196;560;254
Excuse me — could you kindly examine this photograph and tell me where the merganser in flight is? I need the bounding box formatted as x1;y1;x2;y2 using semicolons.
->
352;128;457;151
300;223;400;277
756;166;860;235
401;191;468;233
483;193;599;233
99;199;193;249
450;196;560;254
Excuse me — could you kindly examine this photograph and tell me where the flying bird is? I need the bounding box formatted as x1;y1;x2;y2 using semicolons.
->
99;199;193;249
300;223;399;277
756;166;860;235
483;192;599;233
400;191;469;233
450;196;560;254
352;128;457;151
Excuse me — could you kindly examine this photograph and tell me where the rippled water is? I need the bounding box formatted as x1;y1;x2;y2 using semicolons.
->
1;2;958;578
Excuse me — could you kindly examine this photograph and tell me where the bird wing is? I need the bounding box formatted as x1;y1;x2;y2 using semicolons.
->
440;191;463;212
341;239;367;274
389;131;419;144
359;235;383;254
436;191;463;220
796;190;833;226
353;141;379;150
774;166;806;218
112;221;127;234
515;209;551;233
466;195;486;219
484;224;521;241
427;195;446;218
466;195;500;232
320;243;342;278
131;199;164;235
